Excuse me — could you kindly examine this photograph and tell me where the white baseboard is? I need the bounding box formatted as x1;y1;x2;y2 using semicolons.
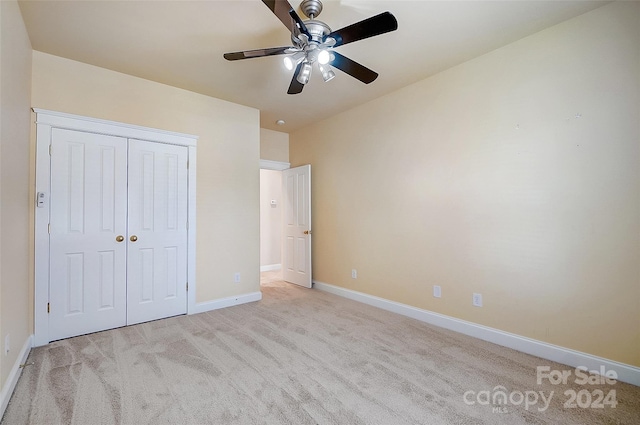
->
313;281;640;387
260;264;281;272
189;291;263;315
1;335;33;418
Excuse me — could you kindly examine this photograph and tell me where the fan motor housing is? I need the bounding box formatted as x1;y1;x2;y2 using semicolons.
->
292;19;331;44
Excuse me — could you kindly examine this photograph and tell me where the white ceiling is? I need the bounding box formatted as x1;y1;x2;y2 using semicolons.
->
18;0;608;132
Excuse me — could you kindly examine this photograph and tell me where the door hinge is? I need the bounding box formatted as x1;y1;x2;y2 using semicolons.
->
187;160;189;169
186;282;189;291
48;223;51;234
49;144;52;156
47;303;50;313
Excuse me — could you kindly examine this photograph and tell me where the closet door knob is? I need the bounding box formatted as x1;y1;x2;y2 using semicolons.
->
116;235;124;242
130;235;138;242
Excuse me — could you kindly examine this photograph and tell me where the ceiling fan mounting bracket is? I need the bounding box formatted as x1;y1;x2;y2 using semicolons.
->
300;0;323;19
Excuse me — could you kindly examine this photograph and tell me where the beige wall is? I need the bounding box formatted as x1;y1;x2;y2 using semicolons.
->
0;0;32;388
260;169;282;268
31;51;261;302
290;1;640;367
260;128;289;162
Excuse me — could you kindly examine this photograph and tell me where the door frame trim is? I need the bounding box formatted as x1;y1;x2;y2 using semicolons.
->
33;108;198;346
259;159;290;171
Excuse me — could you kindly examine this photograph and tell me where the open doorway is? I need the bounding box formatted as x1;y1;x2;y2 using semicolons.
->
260;162;313;288
259;127;291;285
260;168;283;285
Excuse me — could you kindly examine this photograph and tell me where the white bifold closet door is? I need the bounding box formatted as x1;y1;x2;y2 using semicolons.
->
126;139;188;325
49;129;188;341
49;129;128;340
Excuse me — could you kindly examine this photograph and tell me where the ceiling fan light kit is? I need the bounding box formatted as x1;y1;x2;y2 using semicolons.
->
297;61;313;84
223;0;398;95
318;63;336;82
283;51;305;70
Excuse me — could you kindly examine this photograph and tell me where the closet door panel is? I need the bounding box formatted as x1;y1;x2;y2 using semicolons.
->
127;139;188;325
49;129;128;341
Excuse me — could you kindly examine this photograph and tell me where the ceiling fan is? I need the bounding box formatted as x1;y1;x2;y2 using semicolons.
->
223;0;398;94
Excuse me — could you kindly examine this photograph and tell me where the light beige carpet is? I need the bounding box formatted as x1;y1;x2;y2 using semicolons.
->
3;277;639;424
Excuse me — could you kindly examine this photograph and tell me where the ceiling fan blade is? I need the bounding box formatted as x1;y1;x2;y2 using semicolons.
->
262;0;297;34
330;52;378;84
223;46;291;61
287;62;305;95
326;11;398;47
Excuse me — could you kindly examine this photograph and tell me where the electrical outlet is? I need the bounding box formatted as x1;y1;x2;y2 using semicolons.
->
4;334;9;356
351;269;357;279
234;272;241;283
433;285;441;298
472;293;483;307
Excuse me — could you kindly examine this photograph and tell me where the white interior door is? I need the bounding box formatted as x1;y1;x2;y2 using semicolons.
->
282;165;312;288
126;139;189;325
49;129;128;341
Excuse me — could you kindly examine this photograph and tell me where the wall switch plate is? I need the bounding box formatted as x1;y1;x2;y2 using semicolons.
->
351;269;357;279
472;293;483;307
433;285;441;298
234;272;241;283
